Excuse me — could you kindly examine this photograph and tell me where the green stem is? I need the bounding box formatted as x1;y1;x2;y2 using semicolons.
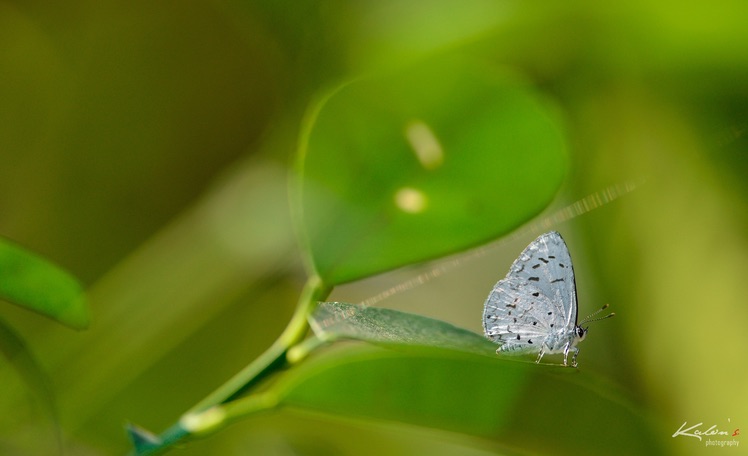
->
181;392;279;437
129;276;330;456
188;275;329;413
286;335;331;364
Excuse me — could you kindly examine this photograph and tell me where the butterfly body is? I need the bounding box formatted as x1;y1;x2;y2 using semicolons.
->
483;231;589;367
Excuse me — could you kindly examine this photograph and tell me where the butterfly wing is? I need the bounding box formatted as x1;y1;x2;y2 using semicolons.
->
483;276;567;351
503;231;578;330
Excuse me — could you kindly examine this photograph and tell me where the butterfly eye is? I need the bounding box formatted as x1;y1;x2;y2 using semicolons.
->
577;327;587;339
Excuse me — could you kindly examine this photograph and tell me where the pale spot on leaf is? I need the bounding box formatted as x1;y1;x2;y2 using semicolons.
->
405;119;444;170
394;187;428;213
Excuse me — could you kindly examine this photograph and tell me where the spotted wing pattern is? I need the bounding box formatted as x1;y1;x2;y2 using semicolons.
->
482;231;578;353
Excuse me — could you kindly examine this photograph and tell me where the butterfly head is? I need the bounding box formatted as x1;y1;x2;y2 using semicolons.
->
578;303;615;339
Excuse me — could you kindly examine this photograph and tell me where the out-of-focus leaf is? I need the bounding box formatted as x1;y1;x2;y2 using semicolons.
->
309;301;496;356
296;57;567;285
346;1;511;71
0;316;55;414
276;347;665;455
0;239;89;329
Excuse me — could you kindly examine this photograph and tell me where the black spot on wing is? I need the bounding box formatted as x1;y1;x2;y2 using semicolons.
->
528;277;540;282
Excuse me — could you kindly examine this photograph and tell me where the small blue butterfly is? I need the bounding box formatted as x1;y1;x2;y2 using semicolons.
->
482;231;613;367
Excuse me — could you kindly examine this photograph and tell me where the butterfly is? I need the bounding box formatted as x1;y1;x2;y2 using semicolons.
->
482;231;613;367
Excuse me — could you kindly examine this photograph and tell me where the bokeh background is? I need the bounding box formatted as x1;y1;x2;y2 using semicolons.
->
1;1;747;455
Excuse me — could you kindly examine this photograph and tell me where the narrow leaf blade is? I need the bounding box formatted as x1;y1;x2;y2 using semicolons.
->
0;316;56;416
310;301;496;356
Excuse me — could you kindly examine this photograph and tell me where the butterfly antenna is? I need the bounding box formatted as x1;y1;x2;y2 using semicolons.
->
580;304;615;325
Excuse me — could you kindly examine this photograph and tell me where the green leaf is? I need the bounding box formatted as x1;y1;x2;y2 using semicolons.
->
0;316;56;417
296;57;567;285
276;347;665;455
309;301;497;356
0;238;89;329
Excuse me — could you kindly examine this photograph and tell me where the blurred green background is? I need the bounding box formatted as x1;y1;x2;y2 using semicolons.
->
1;1;747;455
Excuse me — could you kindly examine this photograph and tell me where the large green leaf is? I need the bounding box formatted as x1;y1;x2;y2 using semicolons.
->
276;347;665;456
0;238;89;329
283;303;664;454
296;57;567;285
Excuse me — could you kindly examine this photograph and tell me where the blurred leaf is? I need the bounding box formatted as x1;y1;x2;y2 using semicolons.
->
296;57;567;285
0;316;56;417
0;238;88;329
276;347;665;455
310;302;496;356
42;160;297;433
347;1;511;71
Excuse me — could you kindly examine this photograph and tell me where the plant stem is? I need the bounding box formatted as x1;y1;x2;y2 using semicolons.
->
181;392;279;437
188;275;329;413
129;275;330;456
286;335;330;364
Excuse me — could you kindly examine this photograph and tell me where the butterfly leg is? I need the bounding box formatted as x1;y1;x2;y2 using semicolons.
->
562;342;572;367
535;345;547;364
562;344;580;368
570;347;580;368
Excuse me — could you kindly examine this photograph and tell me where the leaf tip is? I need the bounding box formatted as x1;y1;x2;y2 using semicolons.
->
59;293;91;330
